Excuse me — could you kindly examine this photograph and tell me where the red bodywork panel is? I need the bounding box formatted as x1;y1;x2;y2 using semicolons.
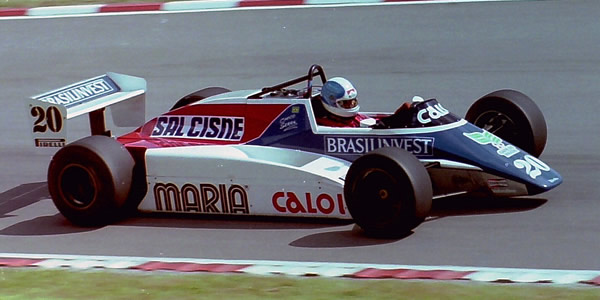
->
118;103;290;149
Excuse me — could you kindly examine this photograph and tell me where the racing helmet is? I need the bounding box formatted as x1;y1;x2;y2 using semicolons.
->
320;77;360;118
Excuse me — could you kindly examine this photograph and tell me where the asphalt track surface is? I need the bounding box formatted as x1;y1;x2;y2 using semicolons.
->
1;0;599;271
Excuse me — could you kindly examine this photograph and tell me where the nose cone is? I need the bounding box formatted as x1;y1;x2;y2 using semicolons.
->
432;122;562;195
520;160;562;195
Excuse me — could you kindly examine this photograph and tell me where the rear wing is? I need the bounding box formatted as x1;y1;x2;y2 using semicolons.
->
26;73;146;148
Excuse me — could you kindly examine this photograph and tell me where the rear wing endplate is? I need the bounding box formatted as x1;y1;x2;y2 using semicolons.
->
26;72;146;148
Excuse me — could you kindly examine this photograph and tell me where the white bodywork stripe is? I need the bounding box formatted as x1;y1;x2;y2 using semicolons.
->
315;119;468;135
140;145;351;219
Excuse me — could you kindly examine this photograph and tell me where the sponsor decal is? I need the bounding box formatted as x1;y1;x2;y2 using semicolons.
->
346;88;357;98
153;182;249;214
35;138;65;147
487;179;509;189
272;191;346;215
486;178;518;194
279;114;298;132
417;103;449;124
325;136;434;156
464;131;552;180
463;130;519;158
36;76;117;107
151;115;244;141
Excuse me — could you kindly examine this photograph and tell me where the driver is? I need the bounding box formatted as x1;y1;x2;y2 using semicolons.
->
314;77;375;127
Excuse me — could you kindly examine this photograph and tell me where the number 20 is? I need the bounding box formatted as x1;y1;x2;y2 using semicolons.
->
513;155;550;179
30;106;63;133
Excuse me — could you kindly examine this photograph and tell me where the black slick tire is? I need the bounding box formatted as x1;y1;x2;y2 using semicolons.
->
344;147;432;238
47;135;135;226
465;89;547;157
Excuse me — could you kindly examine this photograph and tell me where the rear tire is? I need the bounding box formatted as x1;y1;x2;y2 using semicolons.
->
47;135;135;226
344;148;432;238
466;89;547;157
170;87;231;110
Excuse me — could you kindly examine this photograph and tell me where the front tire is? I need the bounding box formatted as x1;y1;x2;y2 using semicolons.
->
47;135;135;226
344;148;432;238
466;89;547;157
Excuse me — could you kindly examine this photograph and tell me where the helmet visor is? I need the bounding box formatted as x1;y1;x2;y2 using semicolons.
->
338;98;358;109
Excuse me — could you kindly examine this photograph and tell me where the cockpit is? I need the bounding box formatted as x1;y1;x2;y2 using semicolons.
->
373;97;461;129
248;64;461;130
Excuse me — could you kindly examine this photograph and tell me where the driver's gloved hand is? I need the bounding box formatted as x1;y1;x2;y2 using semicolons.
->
372;119;389;129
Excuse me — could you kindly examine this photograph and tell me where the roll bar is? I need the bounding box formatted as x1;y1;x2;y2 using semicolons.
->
248;64;327;99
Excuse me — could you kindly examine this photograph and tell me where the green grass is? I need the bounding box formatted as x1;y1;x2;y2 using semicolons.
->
0;268;598;299
0;0;183;8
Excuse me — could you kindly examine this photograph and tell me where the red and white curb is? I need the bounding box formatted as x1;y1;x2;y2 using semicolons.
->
1;253;599;286
0;0;527;18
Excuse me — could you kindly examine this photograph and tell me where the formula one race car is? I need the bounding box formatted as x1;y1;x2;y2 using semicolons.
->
26;65;562;237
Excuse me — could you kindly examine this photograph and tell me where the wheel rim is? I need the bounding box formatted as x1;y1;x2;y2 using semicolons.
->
58;164;98;209
353;168;402;223
473;110;520;142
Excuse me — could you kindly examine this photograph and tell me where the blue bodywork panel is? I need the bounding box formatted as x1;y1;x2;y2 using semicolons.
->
249;99;562;195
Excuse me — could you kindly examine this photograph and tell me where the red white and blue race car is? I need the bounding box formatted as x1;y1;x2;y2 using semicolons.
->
27;65;562;237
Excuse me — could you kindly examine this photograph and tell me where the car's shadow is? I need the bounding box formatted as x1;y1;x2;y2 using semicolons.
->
0;182;97;235
0;182;546;247
0;182;49;219
288;195;547;248
429;194;547;218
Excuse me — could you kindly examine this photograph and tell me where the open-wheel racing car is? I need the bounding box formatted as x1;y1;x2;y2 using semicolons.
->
26;65;562;237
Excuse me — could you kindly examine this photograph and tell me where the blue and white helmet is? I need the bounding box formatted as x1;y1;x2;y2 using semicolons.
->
320;77;360;118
